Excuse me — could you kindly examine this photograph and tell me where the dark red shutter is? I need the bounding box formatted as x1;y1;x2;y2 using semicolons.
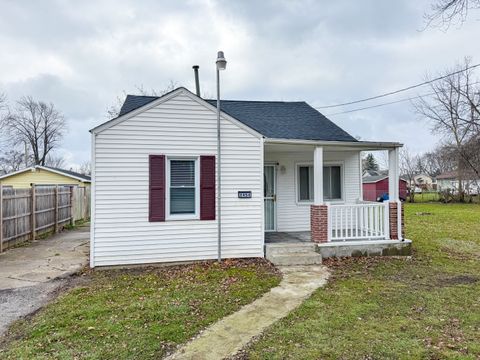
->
200;155;216;220
149;155;165;222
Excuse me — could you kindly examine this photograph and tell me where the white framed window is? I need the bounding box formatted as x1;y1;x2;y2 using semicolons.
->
166;157;200;220
298;165;314;202
323;165;342;200
296;163;343;203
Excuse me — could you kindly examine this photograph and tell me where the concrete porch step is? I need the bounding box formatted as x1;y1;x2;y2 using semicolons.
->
266;252;323;266
265;243;322;265
265;243;316;257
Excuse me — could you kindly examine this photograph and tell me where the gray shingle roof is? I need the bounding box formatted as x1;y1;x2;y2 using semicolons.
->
118;93;357;142
363;173;407;183
119;95;159;116
43;166;91;181
204;100;357;141
363;174;388;183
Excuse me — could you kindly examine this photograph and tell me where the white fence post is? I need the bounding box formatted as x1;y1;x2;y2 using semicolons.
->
384;202;389;239
397;200;402;240
326;202;331;242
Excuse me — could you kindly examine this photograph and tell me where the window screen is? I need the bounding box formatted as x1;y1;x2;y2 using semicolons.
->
170;160;196;214
298;165;342;201
298;166;314;201
324;165;342;200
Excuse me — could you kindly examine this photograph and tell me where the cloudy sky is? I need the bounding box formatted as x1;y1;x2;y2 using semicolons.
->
1;0;479;167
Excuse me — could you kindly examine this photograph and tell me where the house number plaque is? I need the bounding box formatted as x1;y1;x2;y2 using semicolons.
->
238;191;252;199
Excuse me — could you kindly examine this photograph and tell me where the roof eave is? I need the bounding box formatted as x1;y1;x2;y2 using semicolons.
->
264;138;403;149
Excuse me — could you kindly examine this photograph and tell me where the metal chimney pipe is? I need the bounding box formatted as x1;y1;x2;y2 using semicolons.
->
192;65;201;97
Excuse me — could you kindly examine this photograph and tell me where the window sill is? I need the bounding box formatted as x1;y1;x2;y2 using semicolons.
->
166;214;200;221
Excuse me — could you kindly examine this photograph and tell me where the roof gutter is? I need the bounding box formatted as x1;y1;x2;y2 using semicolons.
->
264;138;403;149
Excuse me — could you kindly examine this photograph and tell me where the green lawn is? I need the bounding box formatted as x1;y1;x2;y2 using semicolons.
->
245;203;480;359
410;191;441;202
0;260;280;360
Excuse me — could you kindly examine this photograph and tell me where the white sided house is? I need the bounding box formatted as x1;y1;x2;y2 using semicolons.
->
90;87;410;267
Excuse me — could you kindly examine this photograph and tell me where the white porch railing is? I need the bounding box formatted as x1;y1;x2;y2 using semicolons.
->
328;202;389;241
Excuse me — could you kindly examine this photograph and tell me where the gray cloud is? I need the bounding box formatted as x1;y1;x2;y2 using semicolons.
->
0;0;479;167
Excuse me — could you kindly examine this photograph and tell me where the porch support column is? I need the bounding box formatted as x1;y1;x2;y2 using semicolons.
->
388;148;399;201
313;146;324;204
311;146;328;243
388;147;402;240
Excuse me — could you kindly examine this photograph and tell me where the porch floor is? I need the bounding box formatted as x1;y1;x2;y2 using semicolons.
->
265;232;311;244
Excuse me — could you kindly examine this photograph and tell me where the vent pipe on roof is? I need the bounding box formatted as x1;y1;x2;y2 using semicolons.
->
192;65;201;97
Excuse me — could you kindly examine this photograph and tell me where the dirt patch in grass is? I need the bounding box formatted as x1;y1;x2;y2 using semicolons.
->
439;275;479;286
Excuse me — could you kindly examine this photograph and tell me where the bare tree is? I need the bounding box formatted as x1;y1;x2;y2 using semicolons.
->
1;97;66;166
44;154;67;169
107;81;178;118
421;145;457;177
0;149;26;174
424;0;480;29
400;148;420;203
413;59;480;196
0;92;7;141
0;92;6;112
74;161;91;176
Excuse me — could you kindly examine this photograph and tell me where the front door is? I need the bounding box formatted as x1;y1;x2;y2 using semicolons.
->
264;164;276;231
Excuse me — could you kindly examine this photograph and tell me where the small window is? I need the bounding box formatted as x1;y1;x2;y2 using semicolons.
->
169;159;197;216
323;165;342;200
297;164;342;202
298;165;314;201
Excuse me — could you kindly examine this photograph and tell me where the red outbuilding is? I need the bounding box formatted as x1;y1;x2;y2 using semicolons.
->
363;173;407;201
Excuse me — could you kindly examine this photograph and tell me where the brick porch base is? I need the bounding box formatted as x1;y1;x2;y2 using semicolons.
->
310;205;328;243
389;201;404;240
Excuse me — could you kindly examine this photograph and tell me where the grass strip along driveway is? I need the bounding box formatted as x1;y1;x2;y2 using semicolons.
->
0;259;280;359
241;203;480;359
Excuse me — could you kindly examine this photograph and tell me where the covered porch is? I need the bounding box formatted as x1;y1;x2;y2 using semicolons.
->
263;139;405;245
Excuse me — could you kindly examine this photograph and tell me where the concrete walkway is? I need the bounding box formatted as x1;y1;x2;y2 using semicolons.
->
165;265;330;360
0;225;89;335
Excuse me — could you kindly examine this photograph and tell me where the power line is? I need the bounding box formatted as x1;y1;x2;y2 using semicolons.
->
325;80;480;116
315;62;480;109
325;93;432;116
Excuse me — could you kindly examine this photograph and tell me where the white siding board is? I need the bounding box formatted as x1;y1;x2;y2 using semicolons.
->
265;151;361;232
93;92;263;266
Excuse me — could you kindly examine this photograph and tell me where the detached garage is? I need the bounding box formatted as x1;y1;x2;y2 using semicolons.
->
363;172;407;201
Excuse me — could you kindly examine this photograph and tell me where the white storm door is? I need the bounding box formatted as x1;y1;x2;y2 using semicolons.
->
264;165;277;232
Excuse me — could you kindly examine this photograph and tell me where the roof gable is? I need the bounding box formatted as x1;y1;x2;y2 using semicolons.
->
0;166;90;182
91;88;262;138
104;88;357;142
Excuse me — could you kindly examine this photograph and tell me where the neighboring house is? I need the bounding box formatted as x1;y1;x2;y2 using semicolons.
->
0;166;91;188
90;87;406;267
436;171;480;195
412;174;435;191
363;172;408;201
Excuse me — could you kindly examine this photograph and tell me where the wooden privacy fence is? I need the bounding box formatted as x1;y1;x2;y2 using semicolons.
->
0;185;91;252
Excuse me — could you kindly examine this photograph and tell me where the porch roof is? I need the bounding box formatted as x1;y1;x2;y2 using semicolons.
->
264;138;403;151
